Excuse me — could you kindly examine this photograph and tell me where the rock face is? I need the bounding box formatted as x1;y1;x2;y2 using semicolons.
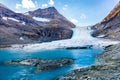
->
56;44;120;80
3;58;74;73
0;4;75;45
92;1;120;40
96;44;120;64
28;7;75;28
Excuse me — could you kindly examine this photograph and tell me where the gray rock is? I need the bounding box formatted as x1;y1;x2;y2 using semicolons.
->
3;58;74;73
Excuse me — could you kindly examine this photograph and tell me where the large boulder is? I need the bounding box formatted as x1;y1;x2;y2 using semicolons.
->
3;58;74;73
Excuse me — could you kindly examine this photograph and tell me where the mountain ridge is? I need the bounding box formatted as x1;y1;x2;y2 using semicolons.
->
92;1;120;40
0;3;75;45
102;1;120;23
28;7;75;28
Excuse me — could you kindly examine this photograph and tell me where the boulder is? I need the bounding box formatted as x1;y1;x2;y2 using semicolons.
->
3;58;74;73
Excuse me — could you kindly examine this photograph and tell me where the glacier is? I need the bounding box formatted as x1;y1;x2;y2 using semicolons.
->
11;26;120;51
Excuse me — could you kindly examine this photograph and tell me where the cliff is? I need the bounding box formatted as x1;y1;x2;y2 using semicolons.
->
92;1;120;40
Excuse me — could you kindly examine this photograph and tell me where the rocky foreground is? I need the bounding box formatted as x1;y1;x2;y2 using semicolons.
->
2;58;73;73
56;44;120;80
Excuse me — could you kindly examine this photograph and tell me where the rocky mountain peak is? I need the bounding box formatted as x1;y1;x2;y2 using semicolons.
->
40;7;57;11
27;6;75;28
28;7;59;19
34;7;58;13
102;1;120;23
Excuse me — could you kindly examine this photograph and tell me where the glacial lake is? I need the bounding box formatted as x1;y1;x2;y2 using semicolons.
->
0;48;103;80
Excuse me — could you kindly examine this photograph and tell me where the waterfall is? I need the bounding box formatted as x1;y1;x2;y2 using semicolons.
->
71;26;93;40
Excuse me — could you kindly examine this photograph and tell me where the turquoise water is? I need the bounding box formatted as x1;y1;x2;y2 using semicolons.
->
0;48;103;80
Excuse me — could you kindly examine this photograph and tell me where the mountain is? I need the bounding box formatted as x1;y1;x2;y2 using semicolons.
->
0;3;8;9
0;4;75;45
92;1;120;40
28;7;75;28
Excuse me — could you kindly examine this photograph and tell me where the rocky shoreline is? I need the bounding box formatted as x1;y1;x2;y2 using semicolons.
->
2;58;74;73
56;44;120;80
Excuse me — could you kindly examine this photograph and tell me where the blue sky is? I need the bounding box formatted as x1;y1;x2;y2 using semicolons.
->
0;0;119;26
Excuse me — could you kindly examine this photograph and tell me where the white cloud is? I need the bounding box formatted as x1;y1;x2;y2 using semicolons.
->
80;14;87;19
16;4;22;9
15;10;21;13
62;7;67;11
41;4;48;8
16;0;36;9
70;18;78;24
48;0;54;6
39;0;55;8
22;0;36;9
62;4;68;11
64;4;68;7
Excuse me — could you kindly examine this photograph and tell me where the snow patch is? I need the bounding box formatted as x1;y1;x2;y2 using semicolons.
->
2;17;20;22
2;17;7;20
24;12;29;15
8;17;20;22
33;17;50;22
20;37;24;40
22;22;26;25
